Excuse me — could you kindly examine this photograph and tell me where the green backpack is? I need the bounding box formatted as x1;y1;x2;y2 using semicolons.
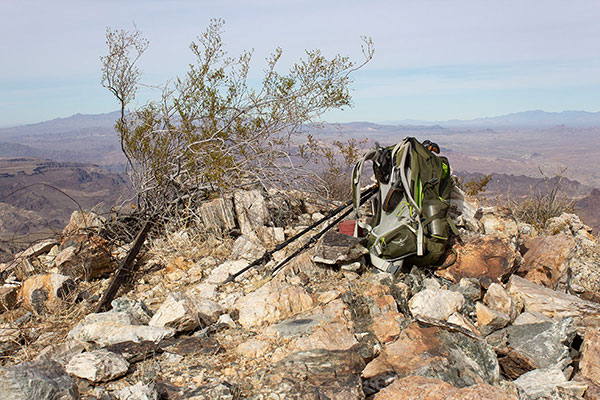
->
352;137;454;274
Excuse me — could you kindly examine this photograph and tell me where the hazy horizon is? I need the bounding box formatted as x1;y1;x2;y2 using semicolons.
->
2;0;600;126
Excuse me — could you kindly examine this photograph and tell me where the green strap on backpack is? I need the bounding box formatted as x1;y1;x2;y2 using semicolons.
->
352;137;453;274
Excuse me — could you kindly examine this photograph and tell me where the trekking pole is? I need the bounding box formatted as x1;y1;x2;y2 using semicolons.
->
222;184;377;284
270;187;377;277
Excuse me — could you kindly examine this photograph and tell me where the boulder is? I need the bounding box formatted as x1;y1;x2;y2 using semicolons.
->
66;349;129;382
518;234;575;288
373;375;518;400
234;279;314;328
476;302;510;336
312;231;368;266
198;197;236;235
580;327;600;385
409;288;465;322
514;368;588;399
20;273;75;313
486;318;576;379
256;349;365;400
362;322;500;388
435;235;520;289
0;360;78;400
234;189;269;236
506;275;600;332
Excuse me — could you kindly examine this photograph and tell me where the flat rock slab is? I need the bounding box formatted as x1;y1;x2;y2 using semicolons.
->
312;230;368;265
0;360;79;400
159;336;221;356
579;327;600;384
436;235;519;289
257;349;365;400
514;368;588;399
373;375;518;400
362;322;500;388
507;275;600;332
104;341;163;363
66;349;129;382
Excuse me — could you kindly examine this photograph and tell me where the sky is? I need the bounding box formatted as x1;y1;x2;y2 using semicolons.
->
1;0;599;126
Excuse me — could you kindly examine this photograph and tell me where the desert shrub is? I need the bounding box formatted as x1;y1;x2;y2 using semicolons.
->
101;20;373;213
510;169;576;230
457;174;492;196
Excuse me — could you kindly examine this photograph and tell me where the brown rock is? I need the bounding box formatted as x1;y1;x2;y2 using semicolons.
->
62;211;104;236
364;285;399;316
580;327;600;385
435;235;520;289
476;302;510;336
21;273;75;313
290;321;358;352
373;375;518;400
371;312;404;343
57;234;112;280
362;322;499;388
519;234;575;288
0;286;19;311
483;283;518;322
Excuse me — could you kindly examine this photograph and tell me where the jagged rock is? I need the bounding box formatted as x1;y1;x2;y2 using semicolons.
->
190;297;222;325
546;213;592;237
35;340;85;366
568;235;600;302
457;277;482;301
312;231;368;265
514;368;588;399
373;375;518;400
507;275;600;332
486;318;576;379
56;234;113;280
69;310;175;346
16;238;59;259
20;273;75;313
287;320;358;354
149;292;201;332
362;322;500;388
483;283;518;321
448;185;484;232
435;235;520;289
230;234;265;261
236;338;270;358
116;383;159;400
370;312;404;343
206;260;248;284
234;189;269;236
110;298;153;325
234;279;314;328
257;349;365;399
409;288;465;322
104;340;162;362
0;285;19;310
580;327;600;385
66;349;129;382
478;206;519;238
198;197;236;235
0;360;78;400
519;234;575;288
62;210;104;236
448;311;480;335
364;284;400;317
476;302;510;335
256;226;285;248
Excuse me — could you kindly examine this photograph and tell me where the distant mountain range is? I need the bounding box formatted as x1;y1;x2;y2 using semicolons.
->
385;110;600;128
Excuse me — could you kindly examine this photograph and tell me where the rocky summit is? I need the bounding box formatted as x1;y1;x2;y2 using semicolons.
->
1;185;600;399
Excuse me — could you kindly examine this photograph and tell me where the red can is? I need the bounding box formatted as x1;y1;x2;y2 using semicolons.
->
339;220;362;237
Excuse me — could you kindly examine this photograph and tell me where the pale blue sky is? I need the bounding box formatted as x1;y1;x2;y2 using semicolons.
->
1;0;599;126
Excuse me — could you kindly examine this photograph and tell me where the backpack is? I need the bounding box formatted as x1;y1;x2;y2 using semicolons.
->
351;137;454;274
